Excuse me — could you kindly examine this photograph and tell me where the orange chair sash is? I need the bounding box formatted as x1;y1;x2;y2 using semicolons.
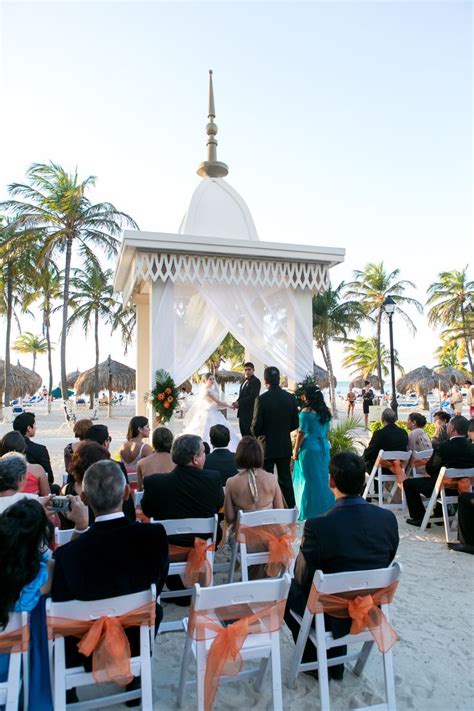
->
0;624;29;653
188;599;286;711
168;538;215;587
237;523;297;577
379;459;408;485
47;601;155;686
308;581;399;653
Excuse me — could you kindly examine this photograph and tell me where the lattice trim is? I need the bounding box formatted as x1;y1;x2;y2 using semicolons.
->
136;253;329;291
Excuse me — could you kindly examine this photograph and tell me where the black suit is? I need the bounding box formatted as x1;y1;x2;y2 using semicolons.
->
51;516;169;668
285;497;399;663
205;448;238;486
363;423;409;474
404;436;474;520
25;437;53;484
236;375;261;436
252;385;299;508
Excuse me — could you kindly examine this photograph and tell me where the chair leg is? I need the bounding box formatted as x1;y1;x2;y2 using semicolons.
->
53;639;66;711
22;650;28;711
378;474;384;507
177;634;193;708
227;541;238;584
440;490;452;542
362;470;376;500
352;641;374;676
196;640;206;711
315;614;330;711
240;545;249;582
6;652;21;711
382;647;397;711
270;633;283;711
420;490;437;531
287;610;313;690
140;626;153;710
254;654;270;692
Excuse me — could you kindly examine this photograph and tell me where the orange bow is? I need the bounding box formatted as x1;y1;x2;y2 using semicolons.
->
308;581;399;653
237;523;297;577
48;601;155;685
168;538;215;587
0;623;29;653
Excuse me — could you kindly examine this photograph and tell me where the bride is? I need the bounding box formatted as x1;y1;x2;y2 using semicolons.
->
182;373;241;450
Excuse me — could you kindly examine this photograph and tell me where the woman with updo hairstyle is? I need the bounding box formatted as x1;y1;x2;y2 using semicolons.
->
63;418;94;475
292;385;334;520
407;412;432;476
66;441;111;495
119;416;153;473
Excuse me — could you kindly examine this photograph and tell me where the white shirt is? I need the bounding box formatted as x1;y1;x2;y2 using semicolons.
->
94;512;125;523
0;492;38;514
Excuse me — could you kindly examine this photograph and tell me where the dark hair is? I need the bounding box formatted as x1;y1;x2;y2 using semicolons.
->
203;441;211;455
152;427;173;453
235;436;264;469
382;408;397;425
449;415;469;437
73;418;94;440
209;424;230;448
304;386;331;423
244;362;255;369
264;366;280;387
172;435;202;466
85;424;110;446
0;453;27;492
126;416;149;440
0;431;27;456
204;373;214;381
466;380;472;386
0;499;53;628
330;452;366;496
70;441;110;484
364;380;370;386
408;412;427;428
433;410;451;424
469;418;474;432
12;413;35;436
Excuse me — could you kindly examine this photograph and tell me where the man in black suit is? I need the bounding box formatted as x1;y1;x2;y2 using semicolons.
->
252;366;299;508
205;424;238;486
285;452;399;679
52;460;168;703
13;412;53;484
363;408;408;474
232;362;261;436
404;415;474;526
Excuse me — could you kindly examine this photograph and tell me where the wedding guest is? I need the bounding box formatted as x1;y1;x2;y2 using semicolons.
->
404;415;474;527
252;366;299;508
205;424;238;486
469;418;474;443
119;416;153;473
224;437;283;527
346;386;356;417
13;412;53;484
292;386;334;520
363;408;408;475
406;413;432;477
0;453;40;514
285;452;399;679
448;492;474;554
232;362;261;436
0;431;50;496
136;426;174;490
361;381;374;429
63;418;93;474
431;410;451;447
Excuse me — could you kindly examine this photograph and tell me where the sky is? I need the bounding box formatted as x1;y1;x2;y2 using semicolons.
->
0;0;472;386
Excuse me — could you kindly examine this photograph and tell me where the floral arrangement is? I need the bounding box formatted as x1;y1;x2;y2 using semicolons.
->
150;369;179;423
293;373;320;409
369;419;436;438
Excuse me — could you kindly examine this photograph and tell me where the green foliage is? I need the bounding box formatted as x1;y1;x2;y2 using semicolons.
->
293;373;319;409
343;336;403;379
328;417;365;455
369;420;436;438
150;369;180;423
204;333;244;374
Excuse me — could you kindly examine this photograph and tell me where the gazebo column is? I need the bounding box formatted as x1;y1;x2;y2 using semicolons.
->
287;288;314;390
148;280;176;425
134;293;150;417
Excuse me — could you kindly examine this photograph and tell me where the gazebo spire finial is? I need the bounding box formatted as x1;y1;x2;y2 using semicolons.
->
197;70;229;178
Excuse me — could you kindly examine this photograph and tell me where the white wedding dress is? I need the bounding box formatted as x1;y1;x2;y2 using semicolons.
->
182;383;241;450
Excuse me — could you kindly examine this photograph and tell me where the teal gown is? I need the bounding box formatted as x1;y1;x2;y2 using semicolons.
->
293;411;334;521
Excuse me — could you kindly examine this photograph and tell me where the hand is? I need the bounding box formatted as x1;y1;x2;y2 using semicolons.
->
40;495;55;520
65;495;89;530
292;452;299;461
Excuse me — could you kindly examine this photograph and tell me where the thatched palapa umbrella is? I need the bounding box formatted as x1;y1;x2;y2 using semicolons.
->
349;374;381;390
215;369;245;385
179;379;193;394
396;366;450;411
74;357;136;415
313;364;337;390
0;359;42;403
66;369;81;388
435;366;468;386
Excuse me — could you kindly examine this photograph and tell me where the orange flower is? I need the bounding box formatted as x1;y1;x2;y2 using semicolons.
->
163;401;170;409
167;396;174;403
158;393;165;401
165;387;172;394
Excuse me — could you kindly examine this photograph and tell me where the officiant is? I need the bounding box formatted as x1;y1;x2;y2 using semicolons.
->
232;362;261;436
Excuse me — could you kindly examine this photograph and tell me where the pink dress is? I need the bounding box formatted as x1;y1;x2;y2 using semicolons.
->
24;472;40;494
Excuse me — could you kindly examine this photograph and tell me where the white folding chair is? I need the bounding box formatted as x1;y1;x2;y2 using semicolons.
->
0;611;28;711
151;516;218;633
363;450;412;510
47;585;156;711
177;574;291;711
287;563;402;711
420;466;474;540
134;490;144;508
406;449;433;479
228;508;299;583
54;528;75;547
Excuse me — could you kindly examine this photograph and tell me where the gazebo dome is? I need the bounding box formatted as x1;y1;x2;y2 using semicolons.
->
179;177;259;241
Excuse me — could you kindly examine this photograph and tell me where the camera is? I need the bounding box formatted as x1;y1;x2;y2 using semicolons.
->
51;496;71;512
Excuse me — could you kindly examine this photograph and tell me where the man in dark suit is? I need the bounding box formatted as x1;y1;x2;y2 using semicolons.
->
404;415;474;526
363;408;408;474
232;362;261;436
285;452;399;679
13;412;53;484
52;460;168;703
205;424;238;486
252;366;299;508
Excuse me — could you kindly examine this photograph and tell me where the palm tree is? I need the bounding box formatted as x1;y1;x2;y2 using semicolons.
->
312;282;365;418
13;332;48;371
433;339;466;371
67;263;120;405
343;336;403;380
205;333;245;374
0;162;138;401
427;267;474;377
345;263;422;393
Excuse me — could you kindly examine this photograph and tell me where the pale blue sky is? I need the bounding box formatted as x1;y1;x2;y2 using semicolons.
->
1;0;472;384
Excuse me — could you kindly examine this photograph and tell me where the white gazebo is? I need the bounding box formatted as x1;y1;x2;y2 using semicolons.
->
115;71;345;415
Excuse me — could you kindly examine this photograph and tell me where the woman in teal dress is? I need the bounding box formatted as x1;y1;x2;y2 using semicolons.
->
292;386;334;520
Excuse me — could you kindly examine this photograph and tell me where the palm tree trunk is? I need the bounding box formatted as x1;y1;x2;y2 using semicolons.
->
376;309;384;394
45;310;53;414
60;236;73;401
32;352;36;371
461;305;474;378
4;263;13;407
324;335;338;420
94;309;99;407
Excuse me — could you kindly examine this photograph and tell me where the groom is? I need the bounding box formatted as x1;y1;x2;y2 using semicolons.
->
232;362;261;436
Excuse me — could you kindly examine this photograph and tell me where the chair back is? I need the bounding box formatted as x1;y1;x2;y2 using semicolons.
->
377;450;412;465
0;610;28;646
444;466;474;479
238;507;298;528
54;528;75;547
46;585;156;626
409;449;433;478
312;562;402;596
152;515;218;542
192;574;291;612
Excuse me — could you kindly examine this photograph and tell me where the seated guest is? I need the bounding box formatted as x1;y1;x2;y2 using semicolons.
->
119;416;153;473
363;408;408;474
224;437;283;528
205;424;238;486
431;410;451;447
406;413;432;477
0;431;50;496
448;492;474;554
63;418;93;475
285;452;399;679
468;418;474;443
51;461;169;701
0;453;40;513
136;426;174;490
404;415;474;527
13;412;53;485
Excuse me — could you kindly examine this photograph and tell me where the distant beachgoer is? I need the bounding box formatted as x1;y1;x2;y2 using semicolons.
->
346;386;356;417
119;416;153;473
450;383;463;415
362;381;374;429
